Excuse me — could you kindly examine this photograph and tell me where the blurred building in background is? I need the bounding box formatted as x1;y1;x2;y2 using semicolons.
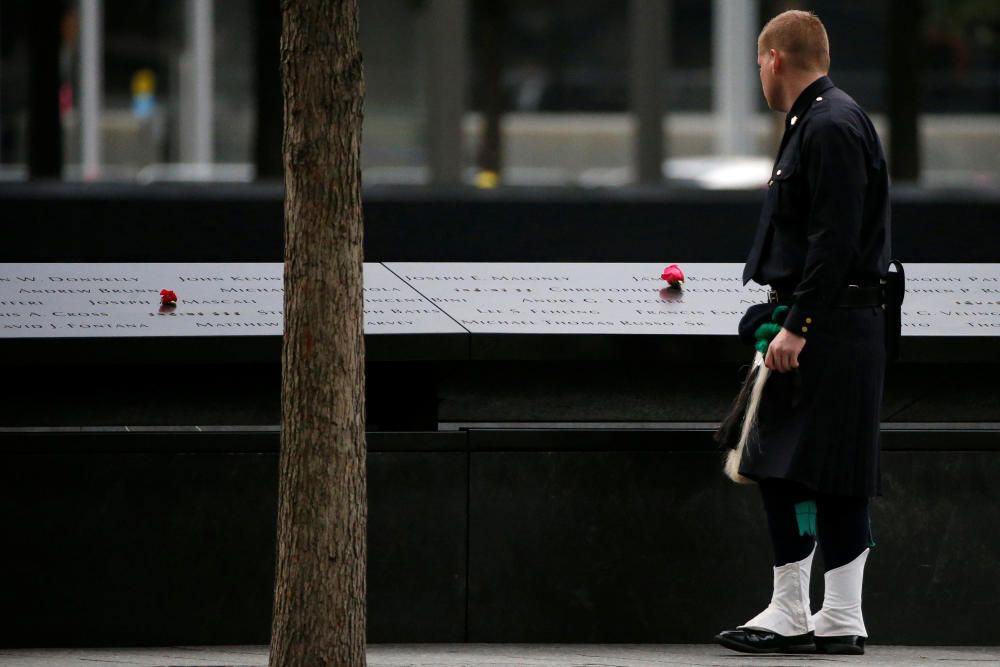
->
0;0;997;188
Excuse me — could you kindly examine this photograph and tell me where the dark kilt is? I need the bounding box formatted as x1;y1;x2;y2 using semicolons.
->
737;303;887;497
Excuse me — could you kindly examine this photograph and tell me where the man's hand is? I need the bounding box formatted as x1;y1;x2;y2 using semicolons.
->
765;328;807;372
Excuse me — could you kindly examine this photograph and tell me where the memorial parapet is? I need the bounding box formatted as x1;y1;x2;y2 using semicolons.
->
1;262;998;363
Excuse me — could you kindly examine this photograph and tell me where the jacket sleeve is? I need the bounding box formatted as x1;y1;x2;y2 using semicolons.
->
784;120;869;338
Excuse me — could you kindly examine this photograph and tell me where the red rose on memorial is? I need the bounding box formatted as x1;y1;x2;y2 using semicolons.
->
661;264;684;289
160;289;178;305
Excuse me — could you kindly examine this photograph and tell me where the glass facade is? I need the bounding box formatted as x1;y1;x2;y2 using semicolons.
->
0;1;31;176
359;0;429;184
0;0;996;187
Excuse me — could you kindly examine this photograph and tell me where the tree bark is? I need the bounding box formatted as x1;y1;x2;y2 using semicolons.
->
271;0;367;665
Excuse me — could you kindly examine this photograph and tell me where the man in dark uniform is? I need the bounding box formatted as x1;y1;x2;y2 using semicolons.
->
714;10;891;656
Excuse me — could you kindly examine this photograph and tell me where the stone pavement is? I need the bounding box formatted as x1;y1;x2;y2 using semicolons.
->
1;644;999;667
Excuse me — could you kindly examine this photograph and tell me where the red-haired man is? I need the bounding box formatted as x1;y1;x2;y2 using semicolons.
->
716;10;891;656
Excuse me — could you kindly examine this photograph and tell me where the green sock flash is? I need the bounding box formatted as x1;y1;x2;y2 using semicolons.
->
794;500;817;537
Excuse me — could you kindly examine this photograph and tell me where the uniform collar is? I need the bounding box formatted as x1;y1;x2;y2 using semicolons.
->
785;75;836;129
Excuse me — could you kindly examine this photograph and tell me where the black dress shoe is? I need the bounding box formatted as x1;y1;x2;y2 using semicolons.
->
815;635;866;655
714;627;816;654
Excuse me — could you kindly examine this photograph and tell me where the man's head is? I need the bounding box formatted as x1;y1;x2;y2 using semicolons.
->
757;10;830;112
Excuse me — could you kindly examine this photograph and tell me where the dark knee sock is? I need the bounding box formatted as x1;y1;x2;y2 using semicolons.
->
758;478;817;566
816;493;873;570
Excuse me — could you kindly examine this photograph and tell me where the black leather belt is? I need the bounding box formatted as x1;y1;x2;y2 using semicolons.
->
767;283;885;307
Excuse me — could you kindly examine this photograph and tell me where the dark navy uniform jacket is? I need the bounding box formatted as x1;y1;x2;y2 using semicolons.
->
742;75;891;339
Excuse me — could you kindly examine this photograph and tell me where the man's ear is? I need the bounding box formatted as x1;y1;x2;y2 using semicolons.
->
770;48;781;74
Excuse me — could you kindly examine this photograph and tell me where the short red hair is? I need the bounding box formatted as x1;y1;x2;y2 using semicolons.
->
758;10;830;73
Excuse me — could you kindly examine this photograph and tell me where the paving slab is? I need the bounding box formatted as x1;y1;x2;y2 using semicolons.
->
1;644;999;667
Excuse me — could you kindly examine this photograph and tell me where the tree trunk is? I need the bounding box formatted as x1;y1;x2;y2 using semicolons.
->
271;0;367;665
